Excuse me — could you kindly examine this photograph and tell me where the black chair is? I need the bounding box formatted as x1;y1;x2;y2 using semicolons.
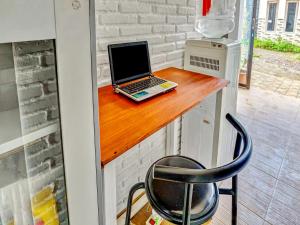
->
125;113;253;225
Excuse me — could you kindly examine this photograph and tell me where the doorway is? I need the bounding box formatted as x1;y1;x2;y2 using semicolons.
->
239;0;258;89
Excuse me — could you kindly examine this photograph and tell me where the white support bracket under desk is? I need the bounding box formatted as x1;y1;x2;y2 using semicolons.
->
103;160;118;225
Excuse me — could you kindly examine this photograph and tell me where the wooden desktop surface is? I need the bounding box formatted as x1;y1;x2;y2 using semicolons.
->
98;67;228;166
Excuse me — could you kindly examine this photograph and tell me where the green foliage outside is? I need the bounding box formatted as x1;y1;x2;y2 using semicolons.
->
254;38;300;53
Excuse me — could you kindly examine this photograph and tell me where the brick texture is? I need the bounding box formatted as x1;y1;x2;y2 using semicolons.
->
95;0;199;85
11;40;68;225
115;129;166;213
13;41;59;133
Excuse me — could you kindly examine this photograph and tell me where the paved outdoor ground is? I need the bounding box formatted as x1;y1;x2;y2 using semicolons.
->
212;87;300;225
251;48;300;98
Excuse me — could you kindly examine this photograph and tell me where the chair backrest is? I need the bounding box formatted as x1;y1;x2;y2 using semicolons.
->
153;113;253;184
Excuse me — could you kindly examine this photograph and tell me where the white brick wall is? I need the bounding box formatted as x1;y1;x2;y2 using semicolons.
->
115;129;166;213
95;0;199;85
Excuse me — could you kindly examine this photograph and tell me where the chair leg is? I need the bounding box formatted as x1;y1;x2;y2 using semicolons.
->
125;182;145;225
232;176;238;225
231;133;241;225
182;183;194;225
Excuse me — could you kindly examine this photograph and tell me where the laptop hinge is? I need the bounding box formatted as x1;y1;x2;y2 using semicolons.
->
150;73;155;77
113;84;119;90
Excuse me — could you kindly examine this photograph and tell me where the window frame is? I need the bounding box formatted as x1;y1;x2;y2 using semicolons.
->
285;1;298;32
266;1;278;32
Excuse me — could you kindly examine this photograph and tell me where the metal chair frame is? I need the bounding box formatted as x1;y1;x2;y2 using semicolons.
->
125;113;253;225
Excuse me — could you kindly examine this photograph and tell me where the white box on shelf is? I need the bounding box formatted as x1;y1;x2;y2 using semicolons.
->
182;38;241;168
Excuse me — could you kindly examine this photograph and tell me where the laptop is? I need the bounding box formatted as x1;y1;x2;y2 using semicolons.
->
108;41;178;102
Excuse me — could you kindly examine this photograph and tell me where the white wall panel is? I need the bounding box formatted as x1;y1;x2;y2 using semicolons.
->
0;0;56;44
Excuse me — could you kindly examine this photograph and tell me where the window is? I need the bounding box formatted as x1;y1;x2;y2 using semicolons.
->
267;2;277;31
285;2;298;32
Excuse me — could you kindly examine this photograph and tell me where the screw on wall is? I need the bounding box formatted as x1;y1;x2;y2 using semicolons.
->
72;0;81;10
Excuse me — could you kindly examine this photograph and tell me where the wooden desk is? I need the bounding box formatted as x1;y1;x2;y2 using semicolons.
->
98;67;228;165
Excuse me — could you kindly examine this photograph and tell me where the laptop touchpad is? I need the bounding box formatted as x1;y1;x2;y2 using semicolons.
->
133;91;149;99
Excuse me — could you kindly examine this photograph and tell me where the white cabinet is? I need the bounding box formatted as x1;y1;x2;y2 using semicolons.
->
181;95;216;168
0;0;55;43
182;39;241;167
0;40;70;225
0;1;100;225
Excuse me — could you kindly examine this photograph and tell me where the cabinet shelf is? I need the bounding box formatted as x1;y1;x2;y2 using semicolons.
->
0;108;59;156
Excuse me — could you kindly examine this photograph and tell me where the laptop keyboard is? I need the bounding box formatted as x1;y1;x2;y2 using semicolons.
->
121;77;166;94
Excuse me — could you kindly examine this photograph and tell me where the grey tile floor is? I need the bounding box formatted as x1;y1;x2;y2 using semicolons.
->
251;48;300;98
212;87;300;225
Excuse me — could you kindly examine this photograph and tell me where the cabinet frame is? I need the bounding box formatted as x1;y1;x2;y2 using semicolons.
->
0;1;102;224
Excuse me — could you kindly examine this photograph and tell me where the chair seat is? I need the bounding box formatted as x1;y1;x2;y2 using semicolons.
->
145;156;219;225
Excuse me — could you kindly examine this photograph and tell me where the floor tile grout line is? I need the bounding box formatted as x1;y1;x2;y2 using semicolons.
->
238;198;268;223
218;200;259;225
249;143;286;179
264;179;279;224
264;144;288;224
239;167;277;197
276;139;300;193
237;169;275;222
265;203;298;225
249;159;281;180
238;177;275;206
219;179;270;224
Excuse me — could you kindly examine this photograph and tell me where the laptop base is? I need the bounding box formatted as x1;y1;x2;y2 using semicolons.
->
116;79;178;102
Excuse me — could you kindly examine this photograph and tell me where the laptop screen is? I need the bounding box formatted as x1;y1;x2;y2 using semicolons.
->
108;41;151;85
